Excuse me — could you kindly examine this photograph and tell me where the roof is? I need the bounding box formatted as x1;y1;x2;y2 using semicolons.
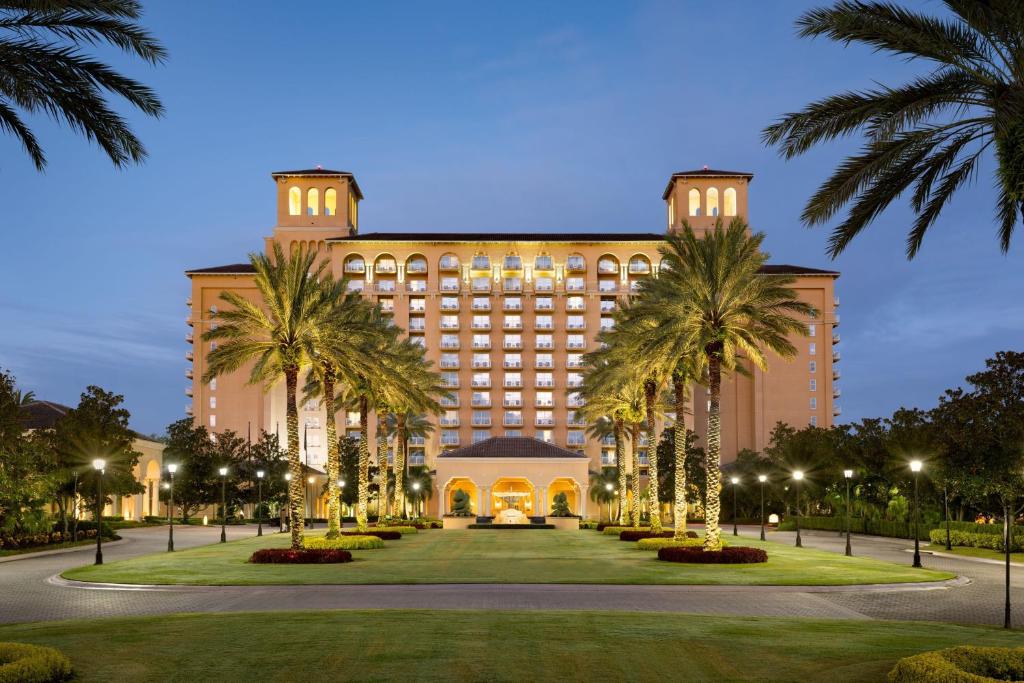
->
186;263;257;276
759;264;839;277
438;436;588;459
662;168;754;199
23;400;72;430
270;168;363;199
329;231;666;243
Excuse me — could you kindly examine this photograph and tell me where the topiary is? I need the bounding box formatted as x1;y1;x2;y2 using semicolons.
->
888;646;1024;682
304;535;384;550
549;492;572;517
0;642;72;683
450;489;474;517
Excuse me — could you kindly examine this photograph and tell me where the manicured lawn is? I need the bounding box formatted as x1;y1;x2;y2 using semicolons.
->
1;610;1021;682
63;528;953;586
927;543;1024;564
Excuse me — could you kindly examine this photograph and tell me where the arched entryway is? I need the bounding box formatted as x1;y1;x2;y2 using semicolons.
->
547;477;584;516
490;477;536;523
443;477;479;515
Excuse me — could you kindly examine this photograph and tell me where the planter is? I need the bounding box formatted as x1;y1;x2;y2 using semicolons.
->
547;517;580;531
442;516;476;530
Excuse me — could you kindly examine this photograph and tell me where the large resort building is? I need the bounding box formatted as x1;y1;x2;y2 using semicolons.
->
185;167;840;519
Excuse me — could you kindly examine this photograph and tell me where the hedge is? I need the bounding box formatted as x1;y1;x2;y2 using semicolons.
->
658;546;768;564
888;646;1024;682
637;537;729;551
369;525;418;535
929;528;1024;553
602;526;653;536
0;642;72;683
304;535;383;551
1;528;116;551
777;516;931;541
340;530;401;541
250;548;352;564
467;524;555;529
619;530;675;542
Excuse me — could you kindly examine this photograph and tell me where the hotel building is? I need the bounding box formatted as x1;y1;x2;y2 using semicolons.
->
185;167;840;517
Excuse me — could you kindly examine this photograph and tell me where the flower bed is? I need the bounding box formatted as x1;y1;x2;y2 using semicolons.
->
0;642;72;683
249;548;353;564
304;535;384;550
657;546;767;564
340;530;401;540
619;530;675;542
888;646;1024;682
637;537;728;551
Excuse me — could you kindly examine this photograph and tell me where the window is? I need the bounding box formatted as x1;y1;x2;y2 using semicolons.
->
441;296;459;311
209;397;216;409
441;410;459;427
535;429;554;443
536;353;553;368
472;276;490;292
504;411;523;426
536;391;553;407
441;430;459;446
307;433;322;447
378;298;395;313
504;372;521;387
567;430;585;447
809;361;817;373
472;353;490;368
409;297;426;313
567;315;585;330
536;372;553;388
305;417;320;428
503;391;522;406
288;186;301;215
809;416;818;427
472;372;490;388
474;334;491;349
473;296;491;311
810;397;817;410
210;378;217;391
566;254;586;271
598;258;618;274
503;297;521;311
408;452;425;466
503;334;521;349
567;334;585;350
534;297;553;311
706;187;719;216
566;296;584;311
504;315;522;329
505;430;522;437
324;188;337;216
808;324;816;336
535;411;554;425
688;188;700;216
535;276;553;292
407;256;427;273
503;277;522;292
441;334;459;350
209;415;216;427
472;255;490;270
599;317;614;331
306;188;319;216
439;254;460;271
724;187;737;216
473;430;490;444
442;315;459;330
567;353;583;369
535;334;553;350
809;343;817;356
441;277;460;292
472;392;491;407
472;315;490;329
535;255;553;270
809;379;817;391
441;372;458;388
440;353;459;369
565;276;584;292
535;315;553;330
668;196;675;227
504;353;522;368
567;372;583;388
503;255;522;270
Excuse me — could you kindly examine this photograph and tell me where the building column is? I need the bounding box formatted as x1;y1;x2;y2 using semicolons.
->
579;484;587;518
482;487;491;516
476;488;484;516
538;487;547;516
439;485;447;515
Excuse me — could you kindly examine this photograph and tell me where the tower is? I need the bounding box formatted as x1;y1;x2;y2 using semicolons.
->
662;167;752;235
270;167;362;251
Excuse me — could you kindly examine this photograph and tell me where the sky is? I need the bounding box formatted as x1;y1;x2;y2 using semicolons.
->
0;1;1021;436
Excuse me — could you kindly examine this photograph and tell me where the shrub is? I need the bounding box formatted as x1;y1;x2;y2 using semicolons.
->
619;530;674;542
369;525;418;535
579;520;599;530
304;535;384;550
467;523;555;529
0;642;72;683
658;546;767;564
340;530;401;541
249;548;352;564
602;526;652;536
776;515;931;541
888;646;1024;682
929;528;1024;553
637;537;729;551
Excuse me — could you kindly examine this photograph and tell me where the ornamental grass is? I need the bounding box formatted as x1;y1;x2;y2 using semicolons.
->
0;642;72;683
888;646;1024;682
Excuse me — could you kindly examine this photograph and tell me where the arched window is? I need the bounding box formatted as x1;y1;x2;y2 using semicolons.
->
288;187;301;216
688;188;701;216
723;187;737;216
324;188;337;216
307;188;319;216
706;188;719;217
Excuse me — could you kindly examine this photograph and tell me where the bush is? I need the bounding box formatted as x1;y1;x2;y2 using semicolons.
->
619;530;674;542
658;546;767;564
0;642;72;683
467;523;555;529
409;517;442;529
249;548;352;564
579;520;599;530
340;530;401;540
637;537;728;551
368;525;417;535
304;535;384;550
776;515;931;541
929;528;1024;553
888;646;1024;682
602;526;652;536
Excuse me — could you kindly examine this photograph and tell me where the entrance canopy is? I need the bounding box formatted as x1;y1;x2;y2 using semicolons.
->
436;437;590;518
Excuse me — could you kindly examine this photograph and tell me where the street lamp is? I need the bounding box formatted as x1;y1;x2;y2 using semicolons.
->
92;459;105;565
843;469;854;556
758;475;767;541
284;472;292;532
218;467;228;543
605;482;614;524
307;476;316;528
730;477;740;536
166;463;177;552
338;480;345;522
412;481;422;518
910;460;922;568
793;471;804;548
255;470;265;537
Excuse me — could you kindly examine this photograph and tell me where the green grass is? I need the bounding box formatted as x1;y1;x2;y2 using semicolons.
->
1;610;1021;682
62;528;954;586
927;543;1024;563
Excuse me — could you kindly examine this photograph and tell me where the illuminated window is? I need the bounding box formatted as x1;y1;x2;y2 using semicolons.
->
306;188;319;216
668;196;675;227
209;397;216;409
689;188;700;216
325;188;337;216
724;187;737;216
706;188;719;217
288;186;301;216
209;415;216;427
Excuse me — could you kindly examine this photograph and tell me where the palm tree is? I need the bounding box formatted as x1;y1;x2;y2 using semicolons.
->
635;220;814;549
203;243;334;549
375;407;392;518
0;1;166;171
588;467;618;523
584;416;626;524
405;465;434;518
763;1;1024;259
387;410;435;515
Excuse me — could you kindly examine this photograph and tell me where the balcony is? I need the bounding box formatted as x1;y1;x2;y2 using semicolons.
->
347;281;365;293
441;436;460;447
567;439;586;448
440;417;460;427
566;257;586;272
374;282;397;294
834;313;840;326
834;296;840;307
598;261;618;275
565;281;585;292
472;417;492;427
566;321;585;331
185;368;193;379
535;379;554;388
471;281;492;293
535;417;555;427
185;404;193;416
186;297;192;307
503;360;522;369
442;379;460;389
471;379;491;388
503;279;523;293
375;262;397;274
185;350;194;361
344;261;366;274
439;257;460;271
502;300;521;312
409;304;426;314
503;340;522;350
441;340;460;350
599;321;614;332
440;281;461;292
568;416;586;427
440;300;459;312
535;400;554;408
534;281;554;292
471;398;491;408
534;300;553;312
599;301;616;313
473;340;492;350
503;416;523;427
833;387;842;398
185;385;193;397
567;359;585;369
535;340;553;350
503;257;522;271
833;350;841;362
503;399;522;408
406;261;428;274
472;360;491;369
535;321;553;331
503;377;522;388
406;281;428;293
567;380;583;389
832;332;840;345
567;399;586;408
471;257;490;270
566;340;586;350
833;405;842;416
597;281;618;293
534;257;553;271
566;302;584;312
833;369;841;380
440;397;459;408
186;316;194;327
535;360;553;369
472;300;491;311
440;321;460;331
503;320;522;331
408;323;426;334
440;359;459;369
185;332;194;344
628;261;651;274
409;435;426;446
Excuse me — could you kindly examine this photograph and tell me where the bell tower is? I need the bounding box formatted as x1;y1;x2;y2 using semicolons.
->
663;167;752;235
271;167;362;236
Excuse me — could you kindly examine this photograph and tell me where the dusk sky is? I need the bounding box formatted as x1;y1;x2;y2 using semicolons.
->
1;0;1020;436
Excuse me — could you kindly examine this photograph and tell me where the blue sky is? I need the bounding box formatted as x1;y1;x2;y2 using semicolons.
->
1;1;1020;435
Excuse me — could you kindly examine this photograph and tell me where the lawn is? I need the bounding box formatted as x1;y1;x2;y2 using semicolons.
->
1;610;1021;682
926;543;1024;564
62;528;954;586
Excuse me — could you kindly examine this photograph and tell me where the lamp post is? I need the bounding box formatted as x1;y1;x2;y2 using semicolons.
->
256;470;265;537
92;459;105;565
910;460;922;568
843;469;854;556
730;477;740;536
307;476;316;529
339;480;345;522
605;482;614;524
412;481;422;518
943;483;952;551
166;463;177;552
793;471;804;548
218;466;228;543
284;472;292;531
758;475;767;541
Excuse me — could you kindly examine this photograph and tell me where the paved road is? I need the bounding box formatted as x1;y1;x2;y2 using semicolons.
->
1;524;1022;626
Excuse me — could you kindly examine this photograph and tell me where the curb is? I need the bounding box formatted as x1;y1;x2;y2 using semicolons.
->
0;538;129;564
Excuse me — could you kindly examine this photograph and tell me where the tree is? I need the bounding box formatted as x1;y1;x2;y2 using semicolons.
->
0;370;47;535
405;465;433;518
204;243;336;549
234;430;289;520
588;467;618;523
636;221;813;549
159;419;217;521
763;1;1024;259
0;0;166;171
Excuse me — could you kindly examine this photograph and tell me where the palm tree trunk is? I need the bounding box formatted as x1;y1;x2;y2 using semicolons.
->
322;365;341;538
644;378;661;532
376;412;388;520
631;422;641;528
672;373;689;540
614;418;627;525
357;395;370;532
285;367;305;549
703;351;723;551
393;414;408;517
